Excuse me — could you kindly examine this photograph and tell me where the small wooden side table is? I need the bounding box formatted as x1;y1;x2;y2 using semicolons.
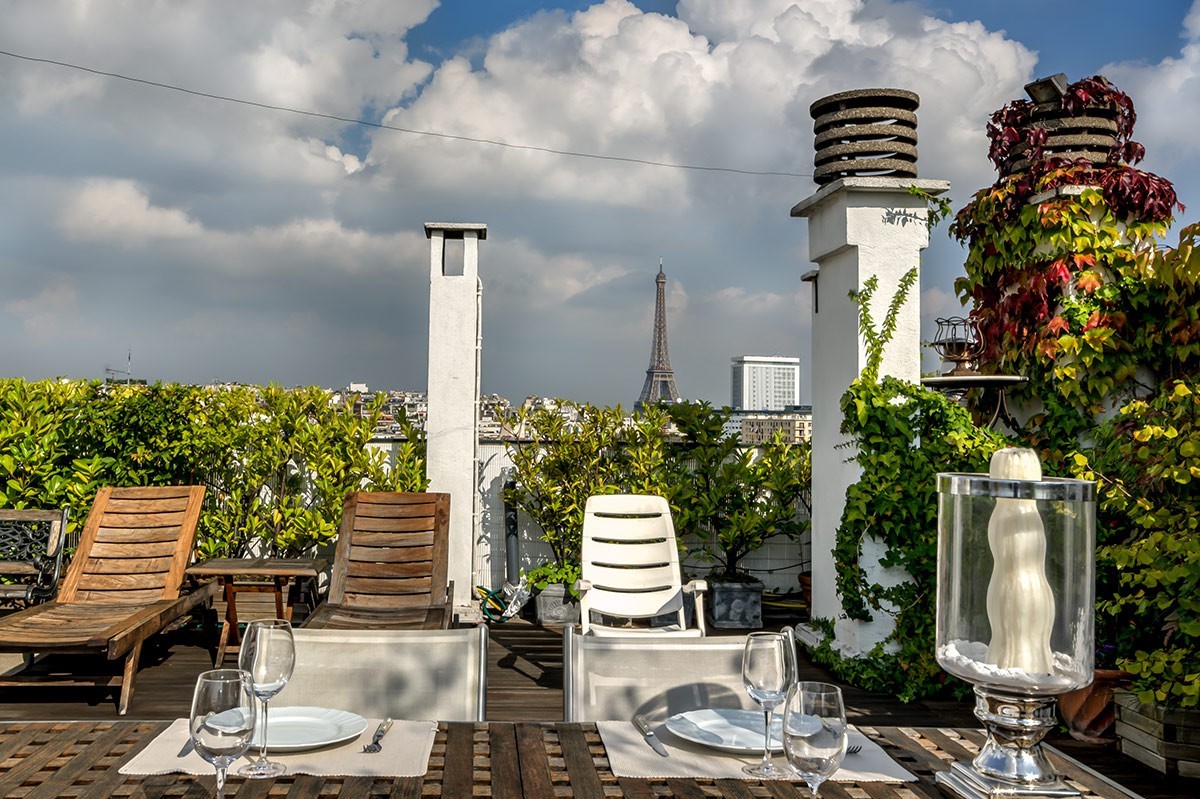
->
186;557;328;665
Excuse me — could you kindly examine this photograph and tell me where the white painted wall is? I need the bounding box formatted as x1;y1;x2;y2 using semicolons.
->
424;222;486;615
791;177;948;656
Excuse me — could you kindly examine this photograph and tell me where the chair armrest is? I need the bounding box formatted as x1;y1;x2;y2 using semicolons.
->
683;579;707;594
575;579;592;595
106;579;221;659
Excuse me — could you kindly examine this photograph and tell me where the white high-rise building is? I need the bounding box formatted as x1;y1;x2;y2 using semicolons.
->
731;355;801;411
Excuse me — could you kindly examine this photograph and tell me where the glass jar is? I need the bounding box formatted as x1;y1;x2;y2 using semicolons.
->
936;471;1095;695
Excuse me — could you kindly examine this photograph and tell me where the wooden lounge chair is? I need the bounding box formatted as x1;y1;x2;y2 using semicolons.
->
303;491;453;630
0;486;217;714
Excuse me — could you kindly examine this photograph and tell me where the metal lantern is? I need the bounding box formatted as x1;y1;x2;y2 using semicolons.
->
933;316;983;376
936;448;1096;798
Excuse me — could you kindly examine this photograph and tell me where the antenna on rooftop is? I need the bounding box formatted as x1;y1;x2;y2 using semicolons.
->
104;347;132;385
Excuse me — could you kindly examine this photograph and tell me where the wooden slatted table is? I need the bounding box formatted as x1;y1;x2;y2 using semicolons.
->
185;557;327;664
0;721;1141;798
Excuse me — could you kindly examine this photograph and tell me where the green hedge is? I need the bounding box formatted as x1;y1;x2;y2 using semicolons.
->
0;379;426;557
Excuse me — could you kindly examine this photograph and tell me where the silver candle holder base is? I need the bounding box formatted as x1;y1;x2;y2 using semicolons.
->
936;686;1080;799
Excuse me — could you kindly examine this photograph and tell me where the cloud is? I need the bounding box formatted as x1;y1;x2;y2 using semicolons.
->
1100;4;1200;213
60;180;202;245
5;0;1199;405
5;278;82;338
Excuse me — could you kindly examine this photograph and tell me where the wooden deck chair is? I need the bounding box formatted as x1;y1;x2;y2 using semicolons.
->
0;486;216;715
303;491;453;630
576;494;707;636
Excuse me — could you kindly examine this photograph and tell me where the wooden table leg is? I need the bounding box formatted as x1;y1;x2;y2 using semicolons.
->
274;576;288;621
216;577;239;665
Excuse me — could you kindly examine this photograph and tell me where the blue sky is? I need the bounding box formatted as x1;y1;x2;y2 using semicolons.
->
407;1;1195;84
2;0;1199;405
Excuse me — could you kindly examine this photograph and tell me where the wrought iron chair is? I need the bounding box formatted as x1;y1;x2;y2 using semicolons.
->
0;508;70;608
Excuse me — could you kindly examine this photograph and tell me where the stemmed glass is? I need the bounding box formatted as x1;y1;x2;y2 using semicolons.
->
237;619;295;779
782;681;848;798
741;631;794;777
190;669;256;799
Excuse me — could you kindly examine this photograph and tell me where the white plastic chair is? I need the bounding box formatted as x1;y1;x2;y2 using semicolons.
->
563;625;753;722
575;494;707;636
278;625;488;721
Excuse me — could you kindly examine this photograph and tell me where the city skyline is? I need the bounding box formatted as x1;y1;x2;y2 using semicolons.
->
2;1;1198;407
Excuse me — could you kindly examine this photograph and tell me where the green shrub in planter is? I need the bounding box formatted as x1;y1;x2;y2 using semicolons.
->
1072;379;1200;711
664;402;810;594
505;402;671;600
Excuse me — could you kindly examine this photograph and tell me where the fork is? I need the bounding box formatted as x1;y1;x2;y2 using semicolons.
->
362;718;393;753
846;745;862;755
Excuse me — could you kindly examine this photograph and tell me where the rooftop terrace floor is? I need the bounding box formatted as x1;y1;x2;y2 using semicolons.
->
0;619;1191;798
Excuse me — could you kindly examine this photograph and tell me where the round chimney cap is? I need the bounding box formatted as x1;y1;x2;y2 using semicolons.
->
809;88;920;119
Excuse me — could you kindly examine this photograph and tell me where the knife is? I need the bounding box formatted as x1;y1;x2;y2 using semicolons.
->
632;715;669;757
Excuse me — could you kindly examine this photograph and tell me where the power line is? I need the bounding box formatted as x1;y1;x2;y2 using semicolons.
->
0;48;813;179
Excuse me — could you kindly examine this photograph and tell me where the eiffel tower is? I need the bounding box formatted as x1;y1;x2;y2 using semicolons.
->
635;259;682;411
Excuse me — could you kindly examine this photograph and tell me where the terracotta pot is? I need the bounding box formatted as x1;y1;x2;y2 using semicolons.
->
1057;668;1133;744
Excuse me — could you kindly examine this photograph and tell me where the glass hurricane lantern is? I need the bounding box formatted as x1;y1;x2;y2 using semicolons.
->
936;448;1095;799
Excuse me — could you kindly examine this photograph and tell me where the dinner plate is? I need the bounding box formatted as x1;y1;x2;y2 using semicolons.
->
251;707;368;752
664;708;784;753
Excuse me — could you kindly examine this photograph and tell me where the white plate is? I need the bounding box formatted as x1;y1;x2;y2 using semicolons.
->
252;707;368;752
664;708;784;753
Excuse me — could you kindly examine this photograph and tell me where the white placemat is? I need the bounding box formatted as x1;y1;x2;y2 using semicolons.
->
598;721;917;782
120;718;436;778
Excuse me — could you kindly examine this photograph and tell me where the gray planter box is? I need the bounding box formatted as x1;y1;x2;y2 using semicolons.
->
1115;690;1200;777
534;583;580;626
706;580;764;629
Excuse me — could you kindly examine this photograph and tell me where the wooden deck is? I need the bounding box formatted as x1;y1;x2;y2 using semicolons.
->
0;618;1192;798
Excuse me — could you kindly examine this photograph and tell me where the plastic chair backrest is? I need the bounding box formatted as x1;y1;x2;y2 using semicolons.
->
563;625;753;722
580;494;693;633
282;625;488;721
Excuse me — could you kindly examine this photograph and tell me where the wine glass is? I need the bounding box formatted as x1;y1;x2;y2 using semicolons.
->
741;631;794;778
190;669;256;799
782;681;848;798
237;618;295;779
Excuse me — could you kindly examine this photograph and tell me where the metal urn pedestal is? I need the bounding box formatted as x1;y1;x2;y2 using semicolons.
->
938;689;1080;798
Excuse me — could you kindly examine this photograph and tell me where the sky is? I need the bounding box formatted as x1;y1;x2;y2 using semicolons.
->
2;0;1198;407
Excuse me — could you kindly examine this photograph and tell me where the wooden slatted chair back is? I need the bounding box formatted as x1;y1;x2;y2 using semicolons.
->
327;492;451;609
58;486;206;605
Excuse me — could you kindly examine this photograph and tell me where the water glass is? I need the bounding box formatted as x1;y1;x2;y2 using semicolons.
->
238;618;295;778
741;631;794;777
782;681;848;797
190;669;256;799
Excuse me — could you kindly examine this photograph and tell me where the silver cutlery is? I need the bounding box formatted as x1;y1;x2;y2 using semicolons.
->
632;715;669;757
362;718;393;753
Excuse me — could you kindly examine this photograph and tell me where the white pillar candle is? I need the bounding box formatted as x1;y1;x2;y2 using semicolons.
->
985;448;1055;673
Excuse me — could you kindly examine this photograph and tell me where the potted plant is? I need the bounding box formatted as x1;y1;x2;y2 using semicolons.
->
664;402;810;629
1071;380;1200;770
505;402;671;625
